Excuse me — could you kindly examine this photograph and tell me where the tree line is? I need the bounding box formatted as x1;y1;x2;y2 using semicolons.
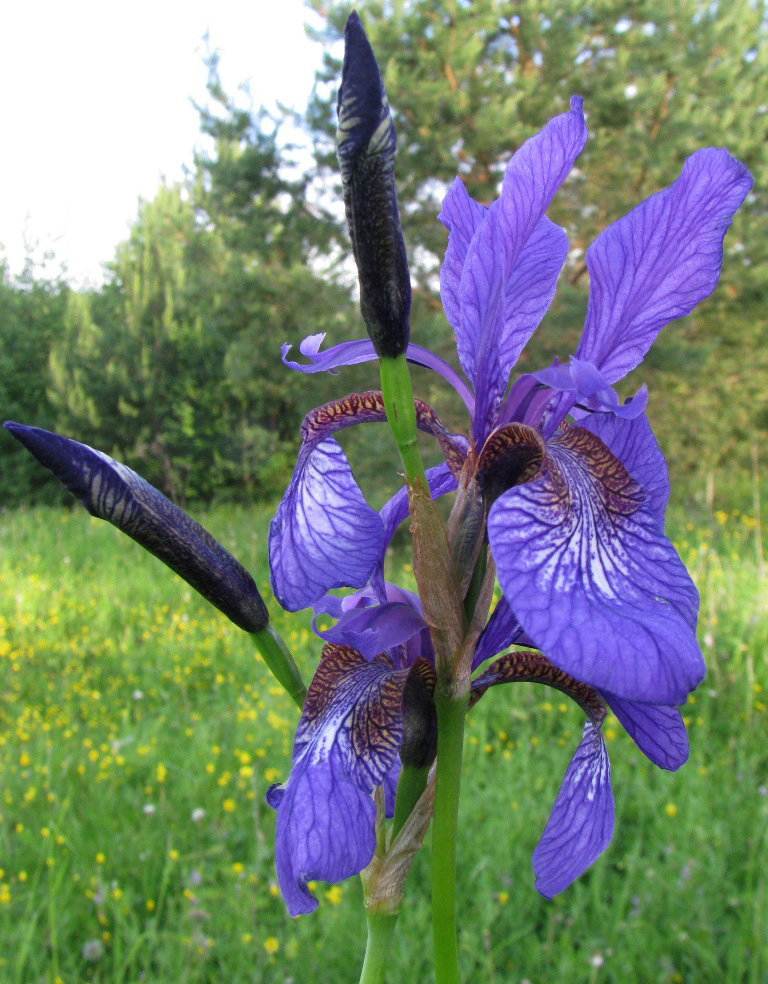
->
2;0;766;511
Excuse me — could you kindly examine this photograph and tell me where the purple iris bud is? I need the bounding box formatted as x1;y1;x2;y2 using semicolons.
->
4;422;269;633
337;12;411;359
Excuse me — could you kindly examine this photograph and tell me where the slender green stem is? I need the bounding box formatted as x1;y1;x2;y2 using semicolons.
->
250;625;307;710
379;354;429;491
391;764;430;842
431;692;467;984
359;911;399;984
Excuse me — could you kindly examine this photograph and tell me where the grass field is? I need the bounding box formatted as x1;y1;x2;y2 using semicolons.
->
0;503;766;983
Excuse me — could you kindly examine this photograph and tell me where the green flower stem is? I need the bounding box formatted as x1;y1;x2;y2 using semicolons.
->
250;625;307;711
379;354;429;491
391;764;430;842
431;691;468;984
359;911;399;984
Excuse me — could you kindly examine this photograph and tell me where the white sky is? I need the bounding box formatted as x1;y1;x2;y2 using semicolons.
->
0;0;327;286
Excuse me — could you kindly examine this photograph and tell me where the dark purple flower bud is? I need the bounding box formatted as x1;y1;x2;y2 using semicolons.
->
337;11;410;358
4;422;269;633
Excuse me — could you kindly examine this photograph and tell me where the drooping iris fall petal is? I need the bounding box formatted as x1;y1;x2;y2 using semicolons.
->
269;393;466;611
267;644;412;915
269;436;384;612
604;695;689;770
532;721;614;899
488;425;704;703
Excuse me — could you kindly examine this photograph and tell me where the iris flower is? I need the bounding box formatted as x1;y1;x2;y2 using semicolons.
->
267;580;691;914
268;79;751;913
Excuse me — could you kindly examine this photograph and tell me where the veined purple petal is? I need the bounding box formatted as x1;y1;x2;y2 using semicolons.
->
499;219;569;376
498;96;587;262
488;425;704;703
270;391;464;612
604;694;689;770
579;412;670;529
4;422;268;633
269;437;384;612
438;176;487;339
282;335;376;375
315;582;434;668
268;753;377;916
577;148;753;383
268;645;409;915
533;721;614;899
441;98;585;443
461;214;569;441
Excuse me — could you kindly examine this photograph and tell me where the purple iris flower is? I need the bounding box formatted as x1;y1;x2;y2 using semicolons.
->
272;96;752;708
267;581;689;914
267;82;751;914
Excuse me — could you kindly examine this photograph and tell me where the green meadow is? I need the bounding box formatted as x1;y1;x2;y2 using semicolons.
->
0;504;765;983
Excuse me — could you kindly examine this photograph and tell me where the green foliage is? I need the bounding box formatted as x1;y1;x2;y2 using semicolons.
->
0;259;69;507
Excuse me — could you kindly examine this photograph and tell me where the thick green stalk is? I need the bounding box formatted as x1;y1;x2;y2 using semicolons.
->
359;911;399;984
431;691;468;984
250;625;307;710
379;354;429;491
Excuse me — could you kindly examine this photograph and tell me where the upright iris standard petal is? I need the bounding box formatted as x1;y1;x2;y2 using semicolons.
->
337;11;411;358
497;96;587;262
460;213;569;441
438;176;487;339
576;148;753;383
4;422;268;632
532;721;614;899
445;98;585;442
267;644;410;915
488;425;704;704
